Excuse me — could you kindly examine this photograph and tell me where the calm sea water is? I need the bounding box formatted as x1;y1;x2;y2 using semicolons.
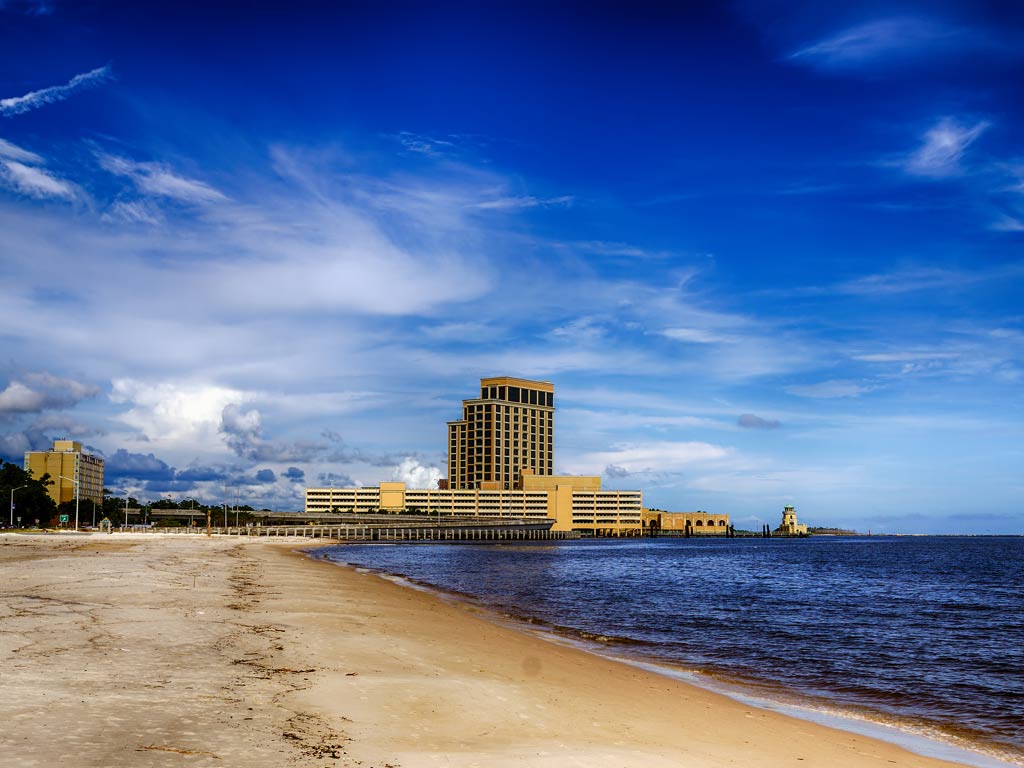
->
319;537;1024;764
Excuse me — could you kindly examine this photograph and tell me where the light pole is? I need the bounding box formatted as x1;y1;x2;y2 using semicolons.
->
9;484;27;527
58;475;80;531
110;489;130;528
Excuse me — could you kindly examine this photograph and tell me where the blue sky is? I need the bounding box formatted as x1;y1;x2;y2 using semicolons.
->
1;1;1022;533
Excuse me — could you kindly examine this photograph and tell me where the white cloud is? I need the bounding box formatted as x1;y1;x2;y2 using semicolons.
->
0;381;45;412
786;380;876;399
789;18;973;69
547;317;606;344
904;118;989;178
102;200;163;225
854;351;958;363
1;159;77;199
991;214;1024;232
0;137;43;164
392;132;457;158
473;194;573;210
566;440;730;476
0;65;112;116
98;153;228;204
660;327;730;344
0;372;99;414
392;457;442;489
110;379;247;454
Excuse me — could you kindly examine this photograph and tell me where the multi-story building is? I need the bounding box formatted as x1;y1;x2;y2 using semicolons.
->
305;474;644;536
447;376;554;490
24;439;105;506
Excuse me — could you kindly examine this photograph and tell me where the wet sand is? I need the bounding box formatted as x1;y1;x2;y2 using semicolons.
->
0;533;972;767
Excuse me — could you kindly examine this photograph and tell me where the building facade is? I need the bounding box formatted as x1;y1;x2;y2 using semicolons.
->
24;439;105;506
641;509;731;534
447;376;554;490
306;474;643;536
775;504;808;535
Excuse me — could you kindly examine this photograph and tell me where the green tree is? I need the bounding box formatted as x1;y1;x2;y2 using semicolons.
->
1;461;58;527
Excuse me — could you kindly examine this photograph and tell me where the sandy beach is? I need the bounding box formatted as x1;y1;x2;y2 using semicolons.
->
0;533;975;768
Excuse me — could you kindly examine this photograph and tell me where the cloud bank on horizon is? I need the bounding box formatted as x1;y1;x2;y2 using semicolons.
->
0;1;1022;533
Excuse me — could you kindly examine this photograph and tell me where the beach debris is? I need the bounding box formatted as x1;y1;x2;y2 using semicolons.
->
137;744;221;758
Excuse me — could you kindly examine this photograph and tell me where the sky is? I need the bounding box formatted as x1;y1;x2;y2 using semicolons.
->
1;1;1022;533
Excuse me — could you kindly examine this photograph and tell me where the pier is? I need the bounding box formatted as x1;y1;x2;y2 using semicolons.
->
143;516;579;542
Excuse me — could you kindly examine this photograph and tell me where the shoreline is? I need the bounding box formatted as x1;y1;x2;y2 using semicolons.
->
312;547;1022;768
0;532;1001;768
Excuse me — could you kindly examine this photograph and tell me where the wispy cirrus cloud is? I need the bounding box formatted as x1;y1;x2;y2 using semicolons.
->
786;379;876;399
904;117;989;178
1;159;77;199
788;17;977;70
472;194;574;210
660;327;734;344
0;64;112;117
0;137;42;163
392;131;457;158
0;138;79;200
97;153;228;204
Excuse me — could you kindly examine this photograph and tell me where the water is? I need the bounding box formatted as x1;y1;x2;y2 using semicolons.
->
318;536;1024;765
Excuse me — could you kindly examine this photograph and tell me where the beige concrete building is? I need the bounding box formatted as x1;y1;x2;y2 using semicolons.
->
448;376;554;490
24;439;104;506
306;474;643;536
775;504;808;535
642;509;731;534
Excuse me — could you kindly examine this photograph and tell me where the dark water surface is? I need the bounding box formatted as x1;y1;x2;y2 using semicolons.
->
320;537;1024;764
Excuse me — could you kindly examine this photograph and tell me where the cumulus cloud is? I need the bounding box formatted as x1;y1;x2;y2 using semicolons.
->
220;403;326;462
104;448;175;481
0;373;99;414
392;457;442;489
0;64;112;116
111;379;246;452
604;464;631;478
904;118;989;178
737;413;781;429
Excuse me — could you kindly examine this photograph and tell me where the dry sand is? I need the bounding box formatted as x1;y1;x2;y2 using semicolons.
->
0;533;973;768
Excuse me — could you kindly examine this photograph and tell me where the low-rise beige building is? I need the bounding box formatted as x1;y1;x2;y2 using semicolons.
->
306;474;643;536
24;439;105;507
642;509;730;534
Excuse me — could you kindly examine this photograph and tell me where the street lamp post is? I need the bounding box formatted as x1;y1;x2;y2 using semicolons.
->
9;484;27;527
110;489;130;528
58;475;80;531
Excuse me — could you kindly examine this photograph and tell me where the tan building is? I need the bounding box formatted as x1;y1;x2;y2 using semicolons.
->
24;439;105;506
775;504;808;535
306;473;643;536
642;509;730;534
448;376;554;490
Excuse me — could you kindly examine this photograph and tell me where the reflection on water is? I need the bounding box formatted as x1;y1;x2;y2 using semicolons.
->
321;536;1024;764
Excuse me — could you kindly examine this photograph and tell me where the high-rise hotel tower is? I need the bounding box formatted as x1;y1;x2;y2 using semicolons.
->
447;376;554;490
